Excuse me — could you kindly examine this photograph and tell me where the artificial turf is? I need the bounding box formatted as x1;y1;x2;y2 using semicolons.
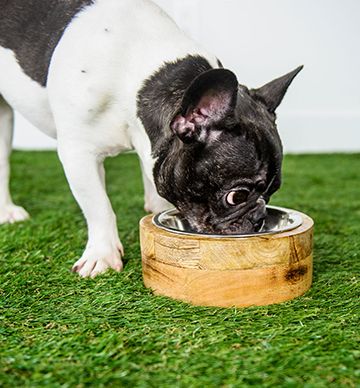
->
0;151;359;387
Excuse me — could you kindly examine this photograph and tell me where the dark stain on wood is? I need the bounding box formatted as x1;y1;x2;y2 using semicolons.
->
285;265;308;283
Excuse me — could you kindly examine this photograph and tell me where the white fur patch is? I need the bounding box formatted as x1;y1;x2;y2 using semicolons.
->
47;0;218;165
0;47;56;138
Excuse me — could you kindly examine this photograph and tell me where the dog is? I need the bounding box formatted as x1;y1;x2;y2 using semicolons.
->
0;0;302;277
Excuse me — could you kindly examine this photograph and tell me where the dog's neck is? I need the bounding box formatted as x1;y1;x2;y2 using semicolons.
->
137;55;213;156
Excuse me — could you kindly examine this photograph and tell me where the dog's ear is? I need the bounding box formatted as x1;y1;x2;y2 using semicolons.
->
250;66;303;113
171;69;238;143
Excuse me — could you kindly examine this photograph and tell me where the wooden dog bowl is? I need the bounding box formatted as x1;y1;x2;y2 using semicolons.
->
140;206;314;308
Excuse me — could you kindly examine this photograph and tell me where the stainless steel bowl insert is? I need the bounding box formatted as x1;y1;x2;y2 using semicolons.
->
153;206;303;238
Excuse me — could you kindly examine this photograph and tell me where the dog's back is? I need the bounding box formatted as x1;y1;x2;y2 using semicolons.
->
0;0;93;86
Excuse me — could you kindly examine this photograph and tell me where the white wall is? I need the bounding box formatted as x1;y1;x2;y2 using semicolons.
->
13;0;360;152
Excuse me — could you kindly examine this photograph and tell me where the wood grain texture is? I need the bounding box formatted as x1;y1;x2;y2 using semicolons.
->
140;210;314;307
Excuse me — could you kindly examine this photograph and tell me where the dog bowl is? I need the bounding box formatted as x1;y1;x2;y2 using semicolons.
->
140;206;314;308
153;206;303;237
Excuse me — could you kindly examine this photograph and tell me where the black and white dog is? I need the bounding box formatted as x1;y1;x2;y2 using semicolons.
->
0;0;302;277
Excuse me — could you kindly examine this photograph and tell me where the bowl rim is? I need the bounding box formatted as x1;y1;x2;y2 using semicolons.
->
152;205;303;239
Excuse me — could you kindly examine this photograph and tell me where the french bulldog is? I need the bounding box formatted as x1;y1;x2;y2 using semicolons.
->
0;0;302;277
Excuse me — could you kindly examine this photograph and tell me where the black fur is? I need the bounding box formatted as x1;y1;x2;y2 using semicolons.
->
137;55;213;155
137;55;301;234
0;0;94;86
251;66;304;113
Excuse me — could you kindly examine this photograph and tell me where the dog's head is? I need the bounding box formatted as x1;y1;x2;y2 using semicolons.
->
154;66;302;234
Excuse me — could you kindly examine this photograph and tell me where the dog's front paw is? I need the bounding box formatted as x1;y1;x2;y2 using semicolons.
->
0;204;30;224
72;241;124;278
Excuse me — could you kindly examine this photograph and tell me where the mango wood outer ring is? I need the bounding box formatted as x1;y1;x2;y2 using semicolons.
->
140;211;314;308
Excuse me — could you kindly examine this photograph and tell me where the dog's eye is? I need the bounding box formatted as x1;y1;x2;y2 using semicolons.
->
226;190;249;206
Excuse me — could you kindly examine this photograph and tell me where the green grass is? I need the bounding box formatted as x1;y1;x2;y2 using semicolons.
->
0;152;359;387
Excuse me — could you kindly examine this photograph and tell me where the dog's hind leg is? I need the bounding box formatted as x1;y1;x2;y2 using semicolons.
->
0;96;29;224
